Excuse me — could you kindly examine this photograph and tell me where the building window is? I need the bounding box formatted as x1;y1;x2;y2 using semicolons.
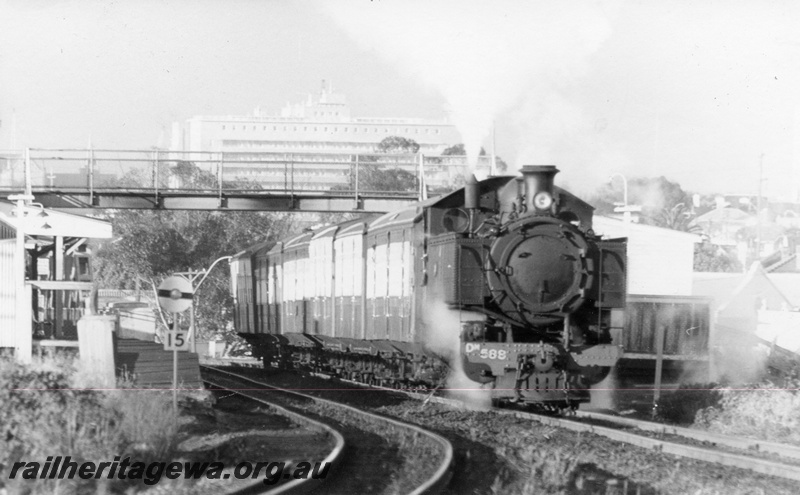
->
222;125;226;130
435;129;440;134
324;127;328;132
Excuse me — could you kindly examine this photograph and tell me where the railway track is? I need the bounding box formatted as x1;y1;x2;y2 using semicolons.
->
201;365;454;495
322;373;800;484
200;370;344;495
207;361;800;488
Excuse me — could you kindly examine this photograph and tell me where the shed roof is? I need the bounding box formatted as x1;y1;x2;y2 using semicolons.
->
592;216;702;243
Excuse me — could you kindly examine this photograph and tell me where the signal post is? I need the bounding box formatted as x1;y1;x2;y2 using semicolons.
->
157;276;193;419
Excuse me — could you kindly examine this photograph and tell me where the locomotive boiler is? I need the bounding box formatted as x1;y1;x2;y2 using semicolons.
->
231;166;627;408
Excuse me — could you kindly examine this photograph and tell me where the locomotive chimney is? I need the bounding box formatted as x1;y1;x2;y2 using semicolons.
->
521;165;559;213
465;174;479;210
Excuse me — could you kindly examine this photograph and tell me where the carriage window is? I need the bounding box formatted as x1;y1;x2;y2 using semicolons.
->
375;243;388;298
352;236;363;297
388;241;403;298
366;246;376;299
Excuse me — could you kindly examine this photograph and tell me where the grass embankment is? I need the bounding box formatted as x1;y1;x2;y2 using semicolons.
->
0;357;181;495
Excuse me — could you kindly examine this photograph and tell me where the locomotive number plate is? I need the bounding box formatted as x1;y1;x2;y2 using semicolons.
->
464;343;509;360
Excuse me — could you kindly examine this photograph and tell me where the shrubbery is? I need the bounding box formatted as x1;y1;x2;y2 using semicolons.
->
694;379;800;445
655;383;722;424
0;357;179;494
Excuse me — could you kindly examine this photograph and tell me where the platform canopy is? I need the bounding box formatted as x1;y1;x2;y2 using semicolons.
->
0;201;112;239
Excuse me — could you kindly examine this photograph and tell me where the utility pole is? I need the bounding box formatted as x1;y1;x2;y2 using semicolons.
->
491;121;497;176
10;193;34;363
756;153;764;262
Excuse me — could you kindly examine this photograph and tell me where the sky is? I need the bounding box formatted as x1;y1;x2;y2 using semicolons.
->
1;0;800;201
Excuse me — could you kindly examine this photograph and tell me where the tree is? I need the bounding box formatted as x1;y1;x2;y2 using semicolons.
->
355;166;417;193
442;143;484;156
441;143;508;173
93;209;290;341
589;176;693;222
694;241;743;272
376;136;420;154
649;203;702;233
92;161;291;345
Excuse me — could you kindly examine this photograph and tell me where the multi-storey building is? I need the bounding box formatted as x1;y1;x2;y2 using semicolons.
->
167;82;480;193
170;81;461;155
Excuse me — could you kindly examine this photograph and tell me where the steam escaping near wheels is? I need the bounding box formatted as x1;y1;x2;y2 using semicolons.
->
418;299;492;411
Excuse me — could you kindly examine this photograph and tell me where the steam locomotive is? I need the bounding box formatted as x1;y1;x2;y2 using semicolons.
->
231;166;627;408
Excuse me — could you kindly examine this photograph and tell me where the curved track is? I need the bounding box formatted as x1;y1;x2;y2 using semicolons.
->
200;372;344;495
201;365;454;495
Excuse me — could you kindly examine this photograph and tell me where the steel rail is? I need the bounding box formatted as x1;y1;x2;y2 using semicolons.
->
201;373;345;495
202;365;454;495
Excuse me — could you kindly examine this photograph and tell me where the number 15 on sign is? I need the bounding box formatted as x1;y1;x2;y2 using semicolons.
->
165;330;190;351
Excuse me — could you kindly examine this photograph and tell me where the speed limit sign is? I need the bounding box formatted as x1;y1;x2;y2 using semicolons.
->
164;330;190;351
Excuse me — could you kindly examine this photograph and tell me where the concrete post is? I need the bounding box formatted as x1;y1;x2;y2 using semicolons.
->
77;315;116;388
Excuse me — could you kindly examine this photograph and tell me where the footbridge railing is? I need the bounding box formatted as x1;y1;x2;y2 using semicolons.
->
0;149;494;213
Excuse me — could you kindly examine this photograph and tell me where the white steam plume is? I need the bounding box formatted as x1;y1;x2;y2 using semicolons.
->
418;298;492;410
321;0;613;168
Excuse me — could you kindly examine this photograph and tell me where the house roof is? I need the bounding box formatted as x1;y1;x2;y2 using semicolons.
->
694;207;753;225
693;262;795;314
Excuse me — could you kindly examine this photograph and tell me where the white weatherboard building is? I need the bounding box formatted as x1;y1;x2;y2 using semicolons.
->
170;81;462;155
592;216;701;296
0;202;112;361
